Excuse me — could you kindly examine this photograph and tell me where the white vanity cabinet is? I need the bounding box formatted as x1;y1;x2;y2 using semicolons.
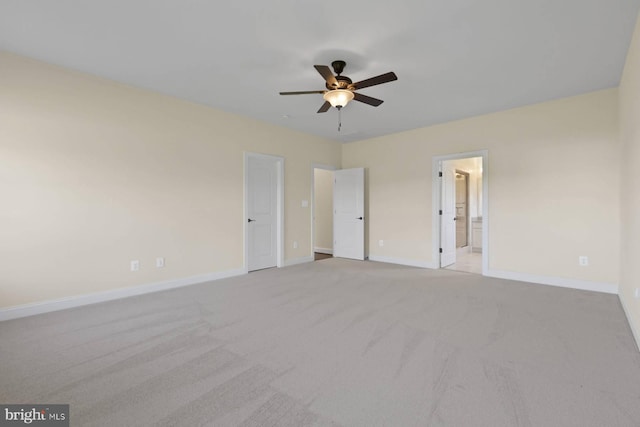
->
472;218;483;252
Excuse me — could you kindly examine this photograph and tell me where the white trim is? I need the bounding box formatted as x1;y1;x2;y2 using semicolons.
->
314;247;333;255
433;150;489;274
0;269;245;322
369;255;438;269
283;256;314;267
619;294;640;352
485;268;618;294
244;152;285;272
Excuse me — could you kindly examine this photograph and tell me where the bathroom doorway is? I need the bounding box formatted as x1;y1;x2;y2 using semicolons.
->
435;153;486;275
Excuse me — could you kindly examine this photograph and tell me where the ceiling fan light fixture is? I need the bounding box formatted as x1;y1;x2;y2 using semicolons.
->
323;89;354;109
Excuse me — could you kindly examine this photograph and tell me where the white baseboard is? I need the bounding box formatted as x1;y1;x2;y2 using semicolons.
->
314;247;333;255
367;256;618;295
619;294;640;352
0;268;245;322
485;268;618;294
369;255;438;269
283;256;314;267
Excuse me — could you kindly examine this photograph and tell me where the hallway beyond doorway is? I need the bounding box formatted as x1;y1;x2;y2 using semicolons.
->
314;252;333;261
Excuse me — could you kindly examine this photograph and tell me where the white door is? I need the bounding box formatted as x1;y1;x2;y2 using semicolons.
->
247;155;277;271
440;161;456;267
333;168;365;260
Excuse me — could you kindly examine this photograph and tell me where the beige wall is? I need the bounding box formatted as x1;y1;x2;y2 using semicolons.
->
343;89;620;285
0;47;629;317
619;12;640;347
0;52;341;308
313;168;334;252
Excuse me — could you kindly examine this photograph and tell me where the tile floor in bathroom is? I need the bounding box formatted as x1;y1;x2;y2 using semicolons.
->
444;247;482;274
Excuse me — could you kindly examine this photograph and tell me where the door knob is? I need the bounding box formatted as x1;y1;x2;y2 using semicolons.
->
453;217;457;221
356;217;363;220
248;218;256;223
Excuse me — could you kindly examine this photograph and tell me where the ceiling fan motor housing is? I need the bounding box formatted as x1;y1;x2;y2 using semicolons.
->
326;75;353;90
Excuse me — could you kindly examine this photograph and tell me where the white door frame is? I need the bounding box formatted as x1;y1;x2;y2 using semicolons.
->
244;152;284;272
432;150;489;274
310;163;338;256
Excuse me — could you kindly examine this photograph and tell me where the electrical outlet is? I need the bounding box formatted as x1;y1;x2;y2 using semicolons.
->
130;260;139;271
578;256;589;266
293;241;298;249
635;288;640;299
379;240;384;247
156;257;165;268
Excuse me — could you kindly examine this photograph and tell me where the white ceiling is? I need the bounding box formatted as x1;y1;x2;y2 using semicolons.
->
1;1;639;142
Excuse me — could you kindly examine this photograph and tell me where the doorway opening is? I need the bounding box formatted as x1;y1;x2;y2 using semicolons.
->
433;151;488;275
311;165;366;261
312;166;335;261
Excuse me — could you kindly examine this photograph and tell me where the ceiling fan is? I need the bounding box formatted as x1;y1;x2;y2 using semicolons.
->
279;60;398;113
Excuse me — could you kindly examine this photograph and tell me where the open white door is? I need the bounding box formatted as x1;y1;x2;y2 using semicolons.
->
440;161;456;267
333;168;365;260
247;155;278;271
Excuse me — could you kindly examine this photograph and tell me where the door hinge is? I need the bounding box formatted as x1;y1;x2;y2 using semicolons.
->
439;248;443;253
439;209;442;215
439;171;443;177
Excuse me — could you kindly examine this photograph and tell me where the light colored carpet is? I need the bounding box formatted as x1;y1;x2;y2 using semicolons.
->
1;259;639;426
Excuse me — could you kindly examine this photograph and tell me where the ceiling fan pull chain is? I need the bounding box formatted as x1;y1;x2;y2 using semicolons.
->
338;108;342;132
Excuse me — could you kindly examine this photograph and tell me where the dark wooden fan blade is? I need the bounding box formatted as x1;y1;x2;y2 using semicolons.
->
280;90;325;95
352;72;397;90
317;101;331;113
314;65;338;87
354;92;384;107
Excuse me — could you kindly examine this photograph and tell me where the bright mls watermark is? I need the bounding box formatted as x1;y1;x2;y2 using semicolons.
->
0;405;68;426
